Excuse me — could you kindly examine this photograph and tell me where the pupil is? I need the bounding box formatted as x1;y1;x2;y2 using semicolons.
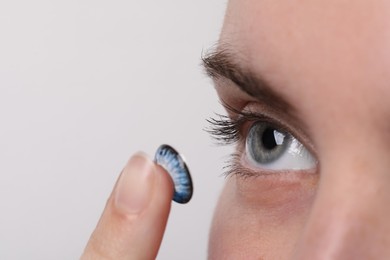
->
262;128;278;150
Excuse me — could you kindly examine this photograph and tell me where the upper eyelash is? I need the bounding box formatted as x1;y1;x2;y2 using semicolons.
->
206;103;274;146
206;114;241;145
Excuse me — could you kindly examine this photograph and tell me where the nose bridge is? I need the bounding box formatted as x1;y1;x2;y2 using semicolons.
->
295;152;390;259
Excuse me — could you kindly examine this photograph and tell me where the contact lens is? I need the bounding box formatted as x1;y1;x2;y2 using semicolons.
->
154;144;193;204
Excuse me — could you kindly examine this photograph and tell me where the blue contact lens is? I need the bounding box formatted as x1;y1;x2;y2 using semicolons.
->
154;144;193;204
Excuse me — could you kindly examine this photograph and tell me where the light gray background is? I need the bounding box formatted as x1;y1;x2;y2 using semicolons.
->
0;1;230;259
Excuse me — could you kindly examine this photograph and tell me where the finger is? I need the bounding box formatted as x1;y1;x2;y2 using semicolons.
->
81;152;174;260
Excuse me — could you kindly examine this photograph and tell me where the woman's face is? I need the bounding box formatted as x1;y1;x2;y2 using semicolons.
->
207;0;390;258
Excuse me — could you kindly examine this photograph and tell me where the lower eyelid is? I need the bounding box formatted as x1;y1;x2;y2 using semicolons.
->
233;156;318;178
232;161;319;215
225;150;317;178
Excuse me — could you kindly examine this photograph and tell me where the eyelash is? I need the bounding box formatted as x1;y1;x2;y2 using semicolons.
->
207;103;282;146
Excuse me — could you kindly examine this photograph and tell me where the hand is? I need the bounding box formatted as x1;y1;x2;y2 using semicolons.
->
81;152;174;260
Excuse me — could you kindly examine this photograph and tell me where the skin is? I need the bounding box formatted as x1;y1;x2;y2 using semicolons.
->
209;0;390;259
82;0;390;259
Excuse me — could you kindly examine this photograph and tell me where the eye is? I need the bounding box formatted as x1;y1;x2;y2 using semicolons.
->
245;121;316;171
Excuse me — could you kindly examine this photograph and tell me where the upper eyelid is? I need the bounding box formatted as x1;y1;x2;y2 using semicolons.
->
222;101;291;135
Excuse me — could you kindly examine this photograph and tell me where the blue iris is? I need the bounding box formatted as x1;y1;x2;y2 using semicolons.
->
154;144;193;204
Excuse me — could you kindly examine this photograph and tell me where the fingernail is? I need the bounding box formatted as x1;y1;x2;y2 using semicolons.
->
115;153;155;214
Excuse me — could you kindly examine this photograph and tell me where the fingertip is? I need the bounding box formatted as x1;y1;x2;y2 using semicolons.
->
114;152;156;215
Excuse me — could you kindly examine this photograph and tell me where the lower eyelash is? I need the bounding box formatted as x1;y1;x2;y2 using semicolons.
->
223;152;248;178
224;152;298;179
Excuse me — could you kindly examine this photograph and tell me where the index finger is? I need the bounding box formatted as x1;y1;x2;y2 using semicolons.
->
81;153;174;260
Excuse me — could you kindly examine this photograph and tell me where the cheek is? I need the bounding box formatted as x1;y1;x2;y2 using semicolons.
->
208;175;316;259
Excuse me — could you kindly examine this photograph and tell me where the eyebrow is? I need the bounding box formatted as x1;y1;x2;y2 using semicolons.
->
202;47;296;115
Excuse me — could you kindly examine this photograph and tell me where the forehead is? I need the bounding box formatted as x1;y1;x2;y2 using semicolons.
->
222;0;390;67
220;0;390;142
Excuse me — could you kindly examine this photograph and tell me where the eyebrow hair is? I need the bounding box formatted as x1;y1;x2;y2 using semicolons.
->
202;48;296;115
